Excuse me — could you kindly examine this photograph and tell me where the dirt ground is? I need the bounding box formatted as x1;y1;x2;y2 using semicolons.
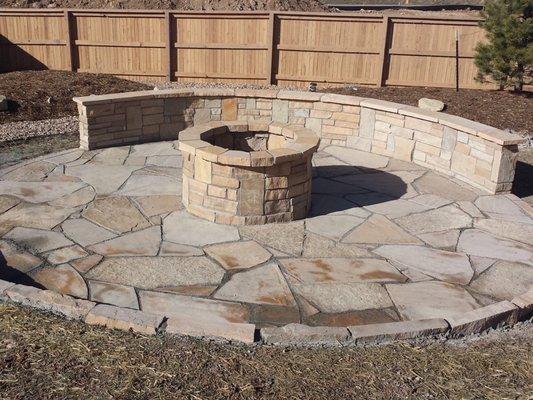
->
0;71;150;124
326;86;533;136
0;302;531;399
0;0;331;11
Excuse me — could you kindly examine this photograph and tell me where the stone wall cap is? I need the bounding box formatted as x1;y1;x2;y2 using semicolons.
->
165;315;256;343
85;303;165;335
398;104;440;123
438;113;526;145
217;150;252;167
348;318;449;343
261;323;350;345
277;90;323;102
360;98;405;113
320;93;364;106
193;88;235;97
235;88;279;99
446;301;518;336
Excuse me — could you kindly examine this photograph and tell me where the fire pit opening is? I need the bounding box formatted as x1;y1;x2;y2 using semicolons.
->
178;121;320;226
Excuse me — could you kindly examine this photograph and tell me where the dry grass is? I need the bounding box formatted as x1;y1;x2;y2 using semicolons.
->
0;301;532;399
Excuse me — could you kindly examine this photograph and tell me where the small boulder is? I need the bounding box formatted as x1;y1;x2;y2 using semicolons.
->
0;95;8;112
418;98;445;112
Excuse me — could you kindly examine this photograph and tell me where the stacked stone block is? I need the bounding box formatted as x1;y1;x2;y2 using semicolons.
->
74;88;525;194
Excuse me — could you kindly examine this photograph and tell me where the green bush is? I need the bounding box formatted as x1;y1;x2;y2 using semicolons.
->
474;0;533;91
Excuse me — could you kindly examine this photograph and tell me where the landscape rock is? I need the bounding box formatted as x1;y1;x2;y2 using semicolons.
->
418;98;445;112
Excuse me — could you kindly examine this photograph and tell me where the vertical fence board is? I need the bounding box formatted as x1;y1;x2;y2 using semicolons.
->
0;9;488;88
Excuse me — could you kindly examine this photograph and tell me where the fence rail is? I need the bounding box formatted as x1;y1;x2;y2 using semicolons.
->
0;8;488;89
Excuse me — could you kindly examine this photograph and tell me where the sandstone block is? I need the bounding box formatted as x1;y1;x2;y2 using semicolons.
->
85;304;165;335
349;318;448;344
261;323;350;345
447;301;518;336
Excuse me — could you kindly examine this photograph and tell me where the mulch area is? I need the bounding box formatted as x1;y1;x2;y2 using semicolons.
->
325;86;533;135
0;71;150;124
0;302;532;399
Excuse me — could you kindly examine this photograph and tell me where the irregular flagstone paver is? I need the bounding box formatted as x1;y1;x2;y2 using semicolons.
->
474;218;533;245
292;283;393;313
91;147;130;165
135;166;182;179
164;211;239;247
31;264;88;299
49;186;96;208
146;155;182;168
281;258;406;284
155;285;217;297
302;234;373;258
324;146;389;169
205;240;271;270
305;214;365;240
86;256;225;289
475;195;529;220
239;220;304;256
139;290;250;323
44;149;85;165
4;227;73;253
386;281;479;320
312;156;350;178
309;194;370;218
348;195;432;219
65;164;139;195
0;196;20;214
250;304;300;326
0;203;76;233
417;229;460;249
412;172;478;201
214;263;296;307
88;226;161;257
46;245;88;265
374;245;473;285
409;194;452;209
457;229;533;266
305;308;399;327
335;172;418;199
70;254;103;274
130;141;180;157
396;204;472;235
470;256;496;275
312;177;369;195
456;201;484;218
115;174;182;197
61;218;117;247
470;261;533;300
82;197;151;233
0;240;42;272
88;280;139;309
132;195;182;217
1;160;55;181
342;214;422;244
159;241;204;256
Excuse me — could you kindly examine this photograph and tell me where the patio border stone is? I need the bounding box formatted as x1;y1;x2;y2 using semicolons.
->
0;275;531;345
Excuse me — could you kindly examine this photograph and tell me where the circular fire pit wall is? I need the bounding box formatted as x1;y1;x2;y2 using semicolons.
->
179;121;320;225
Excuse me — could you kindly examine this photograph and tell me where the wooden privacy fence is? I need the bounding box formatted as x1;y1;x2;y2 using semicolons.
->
0;9;488;89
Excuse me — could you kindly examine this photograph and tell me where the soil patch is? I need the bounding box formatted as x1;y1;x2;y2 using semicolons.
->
0;0;331;11
325;86;533;135
0;302;531;399
0;71;150;124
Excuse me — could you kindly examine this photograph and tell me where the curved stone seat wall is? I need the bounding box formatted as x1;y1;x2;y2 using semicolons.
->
74;88;525;194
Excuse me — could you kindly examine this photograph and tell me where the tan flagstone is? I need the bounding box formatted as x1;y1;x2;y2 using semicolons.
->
342;214;421;244
205;240;271;270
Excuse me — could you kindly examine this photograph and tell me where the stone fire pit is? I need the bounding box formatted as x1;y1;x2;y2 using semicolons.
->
178;121;320;225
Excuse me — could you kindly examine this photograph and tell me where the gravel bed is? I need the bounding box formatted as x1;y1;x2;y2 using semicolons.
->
0;116;78;143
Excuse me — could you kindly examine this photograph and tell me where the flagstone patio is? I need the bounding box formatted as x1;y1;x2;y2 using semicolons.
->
0;141;532;338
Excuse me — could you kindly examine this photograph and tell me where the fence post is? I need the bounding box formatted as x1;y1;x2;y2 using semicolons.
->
63;9;75;72
376;15;390;87
165;11;173;82
265;12;276;85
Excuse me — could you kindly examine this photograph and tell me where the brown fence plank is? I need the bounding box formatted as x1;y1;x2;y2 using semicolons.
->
0;8;488;89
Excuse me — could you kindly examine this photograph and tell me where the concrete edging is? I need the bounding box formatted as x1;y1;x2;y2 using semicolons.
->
1;278;531;346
